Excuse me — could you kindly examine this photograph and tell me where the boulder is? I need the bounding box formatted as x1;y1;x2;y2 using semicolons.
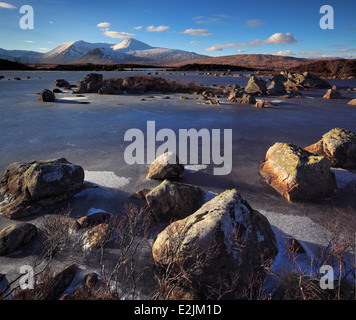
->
293;72;331;89
71;210;111;230
152;189;278;299
86;223;112;249
229;92;256;104
147;152;184;180
227;89;244;102
54;79;70;88
255;100;265;108
39;89;55;102
267;80;287;95
0;158;84;219
145;180;205;222
245;76;267;95
122;77;135;89
76;73;103;93
44;264;78;300
271;74;287;83
305;128;356;168
98;80;122;95
284;79;304;92
127;83;146;94
0;223;38;255
260;143;337;201
348;99;356;106
323;89;345;99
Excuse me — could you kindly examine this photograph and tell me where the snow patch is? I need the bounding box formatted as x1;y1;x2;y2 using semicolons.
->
84;170;130;189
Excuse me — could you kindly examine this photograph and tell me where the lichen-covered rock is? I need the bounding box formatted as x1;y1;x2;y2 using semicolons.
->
305;128;356;168
76;73;103;93
71;210;111;230
260;143;337;201
245;76;267;95
0;223;38;255
145;180;205;222
152;189;278;299
146;152;184;180
39;89;55;102
0;158;84;219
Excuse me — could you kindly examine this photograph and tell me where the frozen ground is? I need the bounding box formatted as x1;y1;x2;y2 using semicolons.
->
0;70;355;298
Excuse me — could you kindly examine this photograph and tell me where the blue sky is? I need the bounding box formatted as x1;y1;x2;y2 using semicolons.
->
0;0;356;58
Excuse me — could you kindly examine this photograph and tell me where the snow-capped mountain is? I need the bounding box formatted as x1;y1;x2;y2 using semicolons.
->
39;40;114;64
0;48;42;63
0;39;209;65
42;39;209;65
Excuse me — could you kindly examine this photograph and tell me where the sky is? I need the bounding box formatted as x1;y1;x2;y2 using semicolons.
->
0;0;356;58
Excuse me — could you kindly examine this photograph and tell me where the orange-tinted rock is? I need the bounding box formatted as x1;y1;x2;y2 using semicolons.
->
260;143;337;201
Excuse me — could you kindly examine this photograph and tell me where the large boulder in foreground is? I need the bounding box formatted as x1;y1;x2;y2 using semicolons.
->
305;128;356;168
146;152;184;180
152;189;278;299
260;143;337;201
245;76;267;95
145;180;205;222
0;223;38;255
0;158;84;219
76;73;103;93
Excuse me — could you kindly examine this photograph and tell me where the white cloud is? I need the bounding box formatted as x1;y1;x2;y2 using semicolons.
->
25;40;34;43
97;22;111;28
205;43;241;52
49;21;54;24
236;49;245;53
246;19;265;28
273;50;295;56
249;33;297;46
183;28;212;37
134;26;143;30
103;30;135;39
190;41;199;45
38;48;49;51
0;2;15;9
147;25;170;32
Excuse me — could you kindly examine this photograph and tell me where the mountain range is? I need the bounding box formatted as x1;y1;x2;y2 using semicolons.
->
0;39;209;65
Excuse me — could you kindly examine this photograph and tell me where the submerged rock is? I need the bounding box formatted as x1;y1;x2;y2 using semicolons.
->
0;223;38;255
260;142;337;201
152;189;278;299
305;128;356;168
145;179;205;222
0;158;84;219
147;152;184;180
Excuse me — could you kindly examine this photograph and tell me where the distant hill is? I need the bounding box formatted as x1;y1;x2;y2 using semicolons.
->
288;59;356;78
170;54;313;70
